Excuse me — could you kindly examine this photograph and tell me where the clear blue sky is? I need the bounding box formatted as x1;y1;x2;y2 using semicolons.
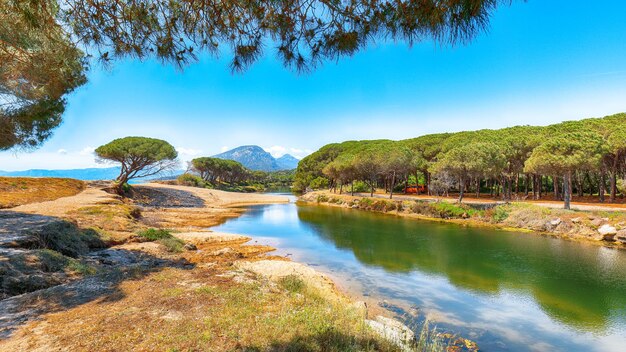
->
2;0;626;170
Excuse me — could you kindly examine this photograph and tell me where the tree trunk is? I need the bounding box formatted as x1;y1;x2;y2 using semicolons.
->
351;181;354;196
563;171;572;210
553;176;559;200
370;179;375;197
389;171;396;199
610;171;617;202
339;183;343;195
475;178;480;198
458;175;465;203
600;171;606;203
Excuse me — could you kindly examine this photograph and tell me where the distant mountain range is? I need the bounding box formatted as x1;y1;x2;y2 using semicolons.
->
0;167;122;180
213;145;299;171
0;167;181;183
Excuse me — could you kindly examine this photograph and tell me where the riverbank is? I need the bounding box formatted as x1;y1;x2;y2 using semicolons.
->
301;191;626;249
0;180;438;351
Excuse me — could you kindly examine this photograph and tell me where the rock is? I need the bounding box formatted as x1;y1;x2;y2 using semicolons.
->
210;247;242;258
183;243;197;251
615;229;626;244
571;217;581;223
598;224;617;238
591;218;605;227
550;218;562;226
366;316;415;351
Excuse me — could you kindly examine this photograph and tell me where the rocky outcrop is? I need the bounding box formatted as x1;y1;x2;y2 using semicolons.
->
366;315;415;351
597;224;618;241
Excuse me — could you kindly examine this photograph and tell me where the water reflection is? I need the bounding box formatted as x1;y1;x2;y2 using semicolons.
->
212;203;626;351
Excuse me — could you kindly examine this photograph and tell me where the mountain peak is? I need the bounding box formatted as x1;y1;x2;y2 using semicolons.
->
213;146;299;171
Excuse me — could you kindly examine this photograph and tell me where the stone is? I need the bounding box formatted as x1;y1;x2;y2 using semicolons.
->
571;217;581;223
597;224;617;241
550;218;562;226
615;229;626;244
590;218;604;227
183;243;197;251
366;316;415;351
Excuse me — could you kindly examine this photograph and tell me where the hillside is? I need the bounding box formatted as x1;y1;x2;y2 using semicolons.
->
213;145;299;171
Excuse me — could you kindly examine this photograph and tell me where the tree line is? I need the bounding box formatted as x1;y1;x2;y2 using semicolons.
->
294;113;626;209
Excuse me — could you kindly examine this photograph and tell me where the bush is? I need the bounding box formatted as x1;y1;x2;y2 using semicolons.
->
137;228;173;241
30;221;106;257
317;194;329;203
491;206;510;223
177;174;206;188
279;274;305;293
158;237;184;253
352;180;369;193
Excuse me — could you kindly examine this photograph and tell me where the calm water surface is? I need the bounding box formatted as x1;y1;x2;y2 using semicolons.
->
212;199;626;351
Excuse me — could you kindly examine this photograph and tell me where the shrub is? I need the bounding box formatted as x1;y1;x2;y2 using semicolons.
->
158;237;185;253
177;174;206;188
279;274;305;293
137;228;173;241
491;206;510;223
30;221;106;257
352;180;369;193
317;194;329;203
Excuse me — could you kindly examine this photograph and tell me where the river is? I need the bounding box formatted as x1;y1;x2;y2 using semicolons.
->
211;198;626;351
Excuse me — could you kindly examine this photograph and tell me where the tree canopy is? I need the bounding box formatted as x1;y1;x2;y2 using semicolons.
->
95;136;178;194
1;0;509;152
295;113;626;209
1;0;87;151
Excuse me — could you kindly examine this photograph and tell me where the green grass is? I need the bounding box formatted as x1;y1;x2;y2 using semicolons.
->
158;237;185;253
137;228;174;241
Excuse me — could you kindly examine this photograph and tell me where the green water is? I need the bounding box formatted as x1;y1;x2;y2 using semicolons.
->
213;201;626;351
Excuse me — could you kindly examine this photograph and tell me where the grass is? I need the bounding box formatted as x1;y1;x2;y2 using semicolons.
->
30;221;107;257
137;228;174;241
137;228;185;253
0;177;85;208
22;266;402;351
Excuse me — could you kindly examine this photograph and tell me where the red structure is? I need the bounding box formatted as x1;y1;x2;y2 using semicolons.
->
404;185;427;194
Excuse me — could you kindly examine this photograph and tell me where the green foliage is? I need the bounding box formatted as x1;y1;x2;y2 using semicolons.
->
96;137;178;194
158;237;185;253
352;180;369;192
309;176;330;190
177;174;207;188
1;0;87;151
137;228;173;241
279;275;305;293
491;206;510;223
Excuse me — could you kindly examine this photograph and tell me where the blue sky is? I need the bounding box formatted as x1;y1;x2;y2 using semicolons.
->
2;0;626;170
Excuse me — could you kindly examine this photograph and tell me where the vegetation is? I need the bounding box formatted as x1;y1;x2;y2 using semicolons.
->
2;1;505;155
295;113;626;209
177;157;295;192
95;137;178;195
0;177;84;208
136;228;184;253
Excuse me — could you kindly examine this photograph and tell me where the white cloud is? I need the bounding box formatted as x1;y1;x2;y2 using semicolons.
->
57;149;68;155
220;146;230;152
175;147;202;156
79;147;95;156
264;145;287;157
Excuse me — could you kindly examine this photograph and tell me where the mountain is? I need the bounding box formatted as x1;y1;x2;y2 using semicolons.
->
275;154;300;170
213;145;299;171
0;167;182;183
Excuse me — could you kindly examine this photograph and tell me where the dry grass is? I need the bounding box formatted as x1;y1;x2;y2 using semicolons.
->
1;236;398;352
0;177;85;209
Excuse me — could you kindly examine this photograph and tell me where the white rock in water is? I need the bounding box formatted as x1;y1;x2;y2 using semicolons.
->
366;316;415;351
598;224;617;240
